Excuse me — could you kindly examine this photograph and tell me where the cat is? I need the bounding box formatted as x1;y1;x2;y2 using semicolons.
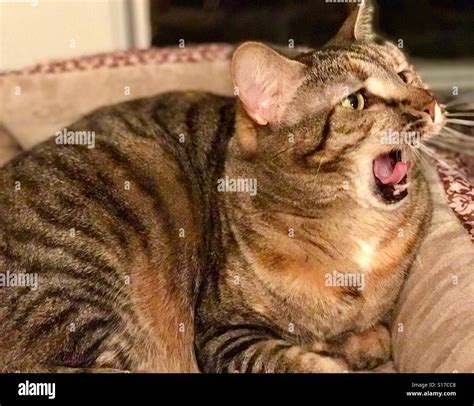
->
0;0;444;373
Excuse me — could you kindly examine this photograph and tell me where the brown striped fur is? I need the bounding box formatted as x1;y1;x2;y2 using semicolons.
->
0;1;441;372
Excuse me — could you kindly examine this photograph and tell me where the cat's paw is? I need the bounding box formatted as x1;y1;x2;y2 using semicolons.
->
306;353;349;373
296;351;349;373
339;324;391;370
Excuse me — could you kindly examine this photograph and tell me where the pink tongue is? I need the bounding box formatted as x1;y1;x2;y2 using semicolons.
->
373;155;410;185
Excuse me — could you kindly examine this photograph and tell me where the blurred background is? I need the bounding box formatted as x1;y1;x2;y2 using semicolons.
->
151;0;474;58
1;0;473;91
151;0;474;92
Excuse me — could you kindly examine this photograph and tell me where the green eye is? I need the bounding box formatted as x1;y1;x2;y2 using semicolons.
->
341;92;365;110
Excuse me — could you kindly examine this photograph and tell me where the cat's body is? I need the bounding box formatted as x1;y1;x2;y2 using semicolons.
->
0;93;235;372
0;1;442;372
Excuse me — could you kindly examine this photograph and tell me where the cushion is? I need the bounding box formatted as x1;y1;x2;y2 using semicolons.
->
393;161;474;372
0;45;234;150
0;125;21;167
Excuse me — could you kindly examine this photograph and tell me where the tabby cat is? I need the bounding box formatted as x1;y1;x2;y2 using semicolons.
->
0;0;444;373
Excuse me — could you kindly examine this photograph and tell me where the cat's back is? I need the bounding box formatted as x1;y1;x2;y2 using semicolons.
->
0;91;234;372
0;90;235;250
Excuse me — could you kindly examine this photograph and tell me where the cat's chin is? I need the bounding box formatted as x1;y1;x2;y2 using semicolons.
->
372;150;410;204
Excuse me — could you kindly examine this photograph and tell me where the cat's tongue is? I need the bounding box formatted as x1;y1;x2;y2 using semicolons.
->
373;154;410;185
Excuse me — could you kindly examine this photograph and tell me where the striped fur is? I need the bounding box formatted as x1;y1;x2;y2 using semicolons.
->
0;0;441;372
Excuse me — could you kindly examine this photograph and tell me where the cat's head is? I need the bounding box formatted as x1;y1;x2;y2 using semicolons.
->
231;0;444;208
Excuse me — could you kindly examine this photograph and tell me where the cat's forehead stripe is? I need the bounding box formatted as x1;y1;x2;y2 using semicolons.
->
305;41;423;106
310;45;403;84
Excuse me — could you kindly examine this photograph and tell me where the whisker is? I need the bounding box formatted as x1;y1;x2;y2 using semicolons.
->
431;135;474;149
429;132;470;145
419;144;452;168
447;104;474;112
418;144;470;182
446;112;474;117
425;139;474;156
435;126;474;153
441;125;474;140
409;145;437;179
446;118;474;126
418;152;436;177
419;144;450;169
444;93;474;107
433;135;474;150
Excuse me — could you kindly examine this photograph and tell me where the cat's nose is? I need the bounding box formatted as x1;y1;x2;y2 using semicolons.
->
422;99;436;121
412;87;437;121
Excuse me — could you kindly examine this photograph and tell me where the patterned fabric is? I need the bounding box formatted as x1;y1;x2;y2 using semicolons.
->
0;44;234;76
436;153;474;241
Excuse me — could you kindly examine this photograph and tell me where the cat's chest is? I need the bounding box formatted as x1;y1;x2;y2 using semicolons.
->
249;228;410;337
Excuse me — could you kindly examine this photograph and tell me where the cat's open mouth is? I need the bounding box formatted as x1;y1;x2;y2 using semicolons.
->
373;150;410;203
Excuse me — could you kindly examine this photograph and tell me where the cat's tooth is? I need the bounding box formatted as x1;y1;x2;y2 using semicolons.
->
434;102;443;125
393;183;409;196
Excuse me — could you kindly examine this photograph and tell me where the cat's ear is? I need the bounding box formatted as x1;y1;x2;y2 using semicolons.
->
231;42;306;126
328;0;377;44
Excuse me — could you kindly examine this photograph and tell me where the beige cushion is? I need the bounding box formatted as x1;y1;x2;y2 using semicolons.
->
0;125;21;166
0;46;234;150
393;165;474;372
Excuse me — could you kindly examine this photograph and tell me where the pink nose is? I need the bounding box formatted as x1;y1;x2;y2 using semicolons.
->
423;99;436;121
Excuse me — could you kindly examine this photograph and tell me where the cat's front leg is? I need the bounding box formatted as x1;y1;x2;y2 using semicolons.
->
325;323;392;370
195;326;348;373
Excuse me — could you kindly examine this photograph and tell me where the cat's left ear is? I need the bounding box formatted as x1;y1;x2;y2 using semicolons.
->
231;42;306;126
328;0;377;44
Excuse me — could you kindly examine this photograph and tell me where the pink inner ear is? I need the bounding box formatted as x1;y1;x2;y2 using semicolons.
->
242;84;274;125
232;43;305;126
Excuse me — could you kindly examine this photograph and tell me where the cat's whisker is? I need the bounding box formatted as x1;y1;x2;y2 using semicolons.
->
418;143;445;162
433;133;474;149
418;146;455;173
446;118;474;127
430;134;474;148
438;135;474;146
418;144;470;182
444;93;474;107
416;149;434;174
441;126;474;140
446;105;474;113
408;144;437;179
425;139;474;157
435;127;474;152
446;112;474;117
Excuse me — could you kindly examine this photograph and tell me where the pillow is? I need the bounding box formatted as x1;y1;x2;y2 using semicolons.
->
0;125;21;167
393;163;474;372
0;45;234;150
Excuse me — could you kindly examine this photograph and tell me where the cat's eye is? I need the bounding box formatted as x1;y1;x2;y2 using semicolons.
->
341;92;365;110
398;71;409;83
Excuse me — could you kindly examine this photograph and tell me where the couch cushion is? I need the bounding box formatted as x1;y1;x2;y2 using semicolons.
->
393;162;474;372
0;45;234;150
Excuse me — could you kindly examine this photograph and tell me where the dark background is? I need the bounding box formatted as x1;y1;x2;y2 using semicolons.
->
150;0;474;58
